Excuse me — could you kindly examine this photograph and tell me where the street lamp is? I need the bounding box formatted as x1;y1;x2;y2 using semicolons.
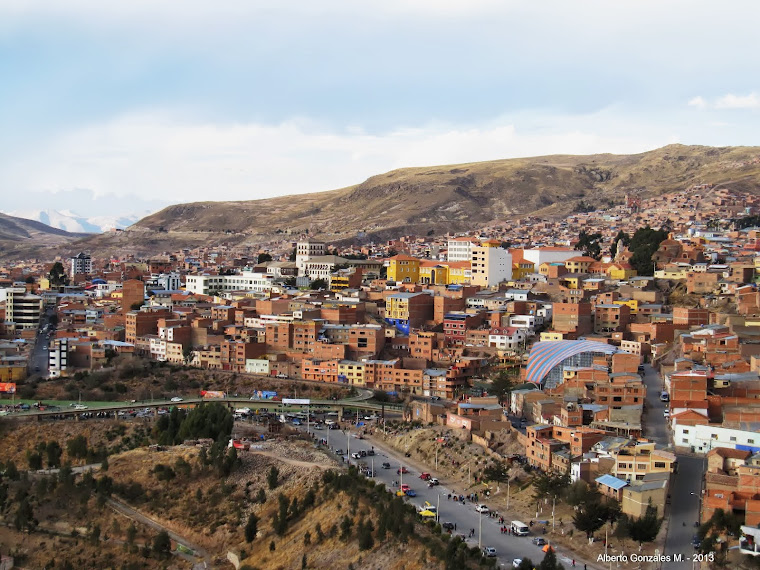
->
478;510;483;549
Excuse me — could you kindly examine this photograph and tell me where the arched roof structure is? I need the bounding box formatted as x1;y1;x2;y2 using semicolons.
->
525;340;621;386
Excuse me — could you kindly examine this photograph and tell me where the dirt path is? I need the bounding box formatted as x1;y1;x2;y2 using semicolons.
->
250;450;334;470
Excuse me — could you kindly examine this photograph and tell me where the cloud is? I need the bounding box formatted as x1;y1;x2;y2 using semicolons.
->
715;92;760;109
688;96;707;109
0;109;677;211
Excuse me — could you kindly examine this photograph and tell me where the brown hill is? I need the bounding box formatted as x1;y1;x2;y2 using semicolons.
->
0;212;88;259
43;144;760;257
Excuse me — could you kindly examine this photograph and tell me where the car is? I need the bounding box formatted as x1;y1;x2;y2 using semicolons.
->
366;449;374;456
359;450;367;457
399;484;410;492
693;535;701;549
406;490;417;497
382;462;391;469
441;522;455;531
428;478;440;486
351;452;362;459
475;504;489;513
336;449;344;455
73;404;88;410
483;547;497;558
513;559;523;568
532;537;546;546
170;397;183;402
420;473;431;480
397;467;409;475
663;409;670;418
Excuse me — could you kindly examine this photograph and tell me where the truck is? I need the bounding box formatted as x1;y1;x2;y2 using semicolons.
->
511;520;530;536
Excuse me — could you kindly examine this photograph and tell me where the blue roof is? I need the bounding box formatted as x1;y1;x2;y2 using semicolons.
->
595;474;628;490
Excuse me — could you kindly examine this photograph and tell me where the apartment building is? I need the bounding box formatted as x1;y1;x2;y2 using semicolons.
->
470;242;512;288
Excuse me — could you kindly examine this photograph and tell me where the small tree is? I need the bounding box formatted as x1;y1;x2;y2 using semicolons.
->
27;451;42;471
244;513;259;543
152;530;172;560
267;466;280;489
538;548;563;570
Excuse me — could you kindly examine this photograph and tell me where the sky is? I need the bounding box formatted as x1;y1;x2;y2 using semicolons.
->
1;0;760;219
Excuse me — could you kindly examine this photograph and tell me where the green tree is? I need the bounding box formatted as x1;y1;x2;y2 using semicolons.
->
628;501;662;544
538;547;564;570
48;262;68;286
490;369;516;405
577;230;603;260
257;253;273;264
46;440;63;468
482;461;510;484
609;230;631;260
358;519;374;550
573;500;614;539
5;460;19;480
310;278;327;290
517;559;535;570
126;523;137;545
67;435;89;460
152;530;172;559
27;451;42;471
629;226;669;276
245;513;259;542
267;466;280;490
14;497;37;532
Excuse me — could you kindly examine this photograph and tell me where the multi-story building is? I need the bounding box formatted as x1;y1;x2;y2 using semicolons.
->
125;308;173;345
4;288;42;330
385;292;434;334
70;252;92;278
121;279;145;312
296;240;326;275
387;254;420;284
470;241;512;288
611;441;676;482
185;271;275;295
447;237;479;262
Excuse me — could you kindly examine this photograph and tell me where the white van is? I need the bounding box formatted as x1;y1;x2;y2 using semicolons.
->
511;520;530;536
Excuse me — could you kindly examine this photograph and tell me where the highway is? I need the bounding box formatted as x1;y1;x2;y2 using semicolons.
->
299;422;600;570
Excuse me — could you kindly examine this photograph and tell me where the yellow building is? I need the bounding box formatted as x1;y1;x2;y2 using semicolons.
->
338;360;366;386
387;255;420;283
560;275;583;289
607;263;637;280
540;331;564;341
564;256;596;273
613;299;640;315
0;365;26;382
419;262;449;285
513;261;535;279
445;261;472;284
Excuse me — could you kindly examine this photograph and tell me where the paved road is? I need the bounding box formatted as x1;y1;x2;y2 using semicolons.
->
303;423;601;569
662;456;703;569
641;364;669;446
108;496;211;565
30;306;55;377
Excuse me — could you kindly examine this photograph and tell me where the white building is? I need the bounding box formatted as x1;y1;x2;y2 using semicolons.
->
245;358;271;375
447;237;479;262
48;338;68;379
521;247;580;268
296;240;326;275
3;287;42;330
146;272;182;291
488;327;527;350
70;252;92;278
471;243;512;288
185;272;275;295
673;422;760;455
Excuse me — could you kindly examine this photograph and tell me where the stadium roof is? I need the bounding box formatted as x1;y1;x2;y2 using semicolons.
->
525;340;621;385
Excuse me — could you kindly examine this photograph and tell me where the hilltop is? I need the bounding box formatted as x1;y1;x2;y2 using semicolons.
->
9;144;760;259
0;212;89;259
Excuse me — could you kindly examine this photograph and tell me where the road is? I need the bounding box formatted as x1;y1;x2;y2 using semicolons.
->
303;422;601;570
30;305;55;378
662;456;703;570
107;496;211;565
641;363;669;446
641;363;703;568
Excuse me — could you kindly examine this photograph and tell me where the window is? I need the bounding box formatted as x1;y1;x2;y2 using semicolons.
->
730;436;736;442
682;438;689;444
683;429;689;434
654;462;666;469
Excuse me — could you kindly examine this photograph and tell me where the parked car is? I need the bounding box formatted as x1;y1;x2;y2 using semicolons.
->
513;560;523;568
397;467;409;475
170;397;183;402
351;452;362;459
441;522;455;531
419;473;431;480
382;462;391;469
532;537;546;546
428;477;440;486
406;490;417;497
483;547;497;558
692;535;701;549
335;449;344;455
367;449;374;456
475;504;489;513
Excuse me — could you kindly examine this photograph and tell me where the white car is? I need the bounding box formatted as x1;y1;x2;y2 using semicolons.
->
513;559;523;568
73;404;88;410
663;409;670;418
475;504;489;513
170;397;183;402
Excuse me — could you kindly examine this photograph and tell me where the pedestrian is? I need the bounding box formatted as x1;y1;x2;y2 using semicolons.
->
584;564;587;570
454;523;457;531
572;560;575;567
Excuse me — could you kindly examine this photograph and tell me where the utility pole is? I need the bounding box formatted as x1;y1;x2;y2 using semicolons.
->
478;511;483;549
507;478;510;510
552;495;556;531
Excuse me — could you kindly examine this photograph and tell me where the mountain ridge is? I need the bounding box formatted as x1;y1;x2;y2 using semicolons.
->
11;144;760;259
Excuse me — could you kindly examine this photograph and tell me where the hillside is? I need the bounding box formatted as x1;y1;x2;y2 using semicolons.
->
15;144;760;258
0;211;90;259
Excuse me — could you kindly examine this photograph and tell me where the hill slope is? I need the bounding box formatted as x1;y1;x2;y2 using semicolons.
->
37;144;760;257
0;212;90;259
